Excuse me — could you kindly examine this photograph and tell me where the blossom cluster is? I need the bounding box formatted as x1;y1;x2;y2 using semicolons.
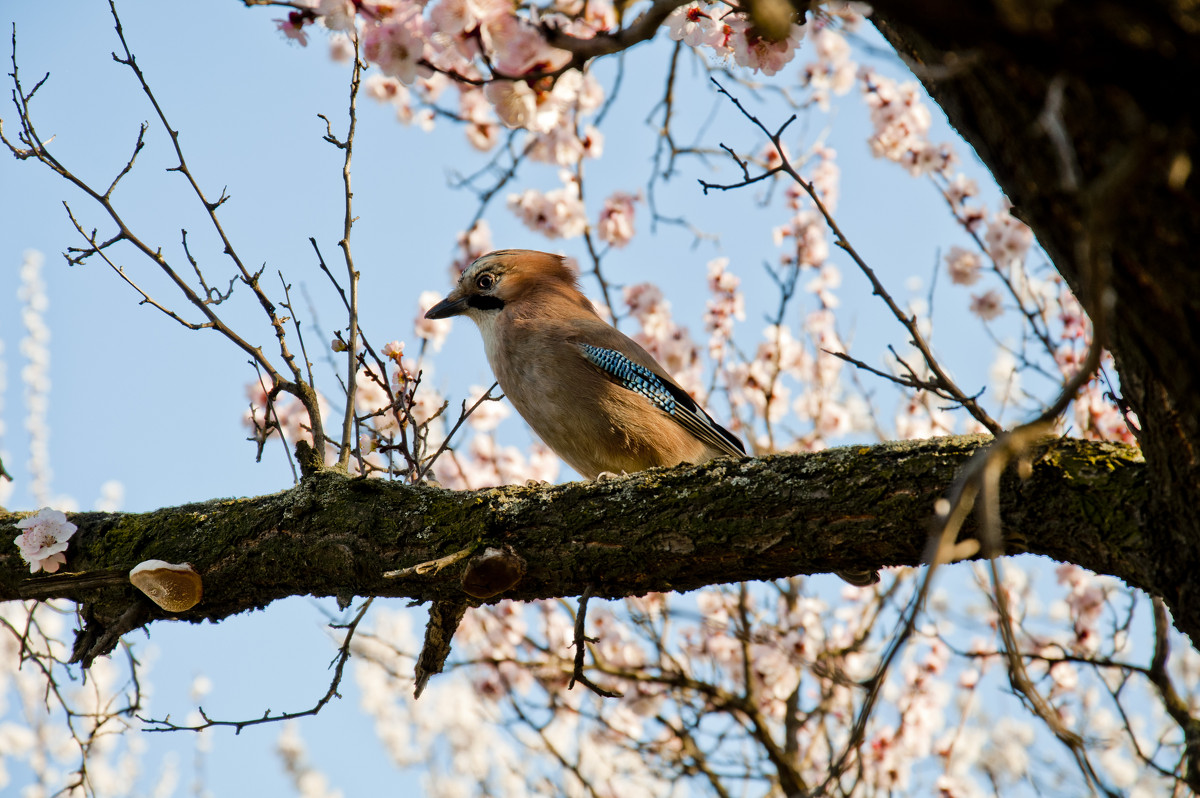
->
342;558;1187;797
274;0;841;244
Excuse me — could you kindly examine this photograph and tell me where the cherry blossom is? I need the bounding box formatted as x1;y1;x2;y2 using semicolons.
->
726;16;807;77
481;13;571;76
483;80;538;129
596;191;638;248
945;245;983;285
623;283;703;396
13;508;77;574
969;289;1003;321
450;219;494;280
415;290;453;350
663;2;725;49
464;384;510;432
275;12;313;46
317;0;358;31
459;88;500;150
362;10;429;85
703;257;745;361
984;205;1034;270
507;180;587;239
802;26;855;109
860;68;955;176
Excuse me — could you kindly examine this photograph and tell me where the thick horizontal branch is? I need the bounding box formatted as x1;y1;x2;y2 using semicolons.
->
0;435;1157;663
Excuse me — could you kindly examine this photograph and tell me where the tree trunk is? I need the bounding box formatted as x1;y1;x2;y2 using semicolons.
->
869;0;1200;643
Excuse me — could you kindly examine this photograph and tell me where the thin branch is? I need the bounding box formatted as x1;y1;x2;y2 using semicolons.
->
140;598;374;733
702;78;1002;434
324;40;365;470
568;586;622;698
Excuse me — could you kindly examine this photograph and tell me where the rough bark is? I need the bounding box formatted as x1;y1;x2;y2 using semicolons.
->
1;436;1153;665
868;0;1200;645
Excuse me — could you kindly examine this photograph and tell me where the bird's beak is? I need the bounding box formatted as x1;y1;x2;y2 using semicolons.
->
424;291;470;319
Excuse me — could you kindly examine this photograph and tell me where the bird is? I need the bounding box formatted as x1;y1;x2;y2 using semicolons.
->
424;249;746;480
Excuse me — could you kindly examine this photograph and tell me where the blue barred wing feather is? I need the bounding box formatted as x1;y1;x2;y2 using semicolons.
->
580;344;745;459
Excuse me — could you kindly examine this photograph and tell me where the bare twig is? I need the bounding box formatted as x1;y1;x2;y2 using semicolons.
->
325;39;364;471
140;598;374;733
569;587;622;698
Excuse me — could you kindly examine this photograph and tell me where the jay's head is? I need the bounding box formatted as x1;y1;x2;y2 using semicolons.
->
424;249;591;322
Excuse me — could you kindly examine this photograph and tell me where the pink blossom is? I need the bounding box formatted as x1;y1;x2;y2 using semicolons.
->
825;1;871;29
364;73;431;129
483;80;538;128
1057;287;1089;340
726;16;806;77
808;144;840;212
429;0;488;42
761;141;792;172
409;383;445;427
579;0;618;35
465;384;510;432
664;3;725;48
968;289;1003;321
317;0;358;31
984;206;1034;269
355;367;392;420
548;69;605;116
14;508;77;574
365;74;407;103
275;12;313;46
944;173;978;210
579;124;604;159
774;209;828;268
1073;381;1136;444
895;393;955;440
482;14;571;76
363;11;428;85
944;246;982;286
329;32;355;61
416;290;453;349
622;284;702;395
860;68;955;176
381;340;405;360
528;126;589;164
596;191;639;248
450;220;493;280
507;181;587;239
805;263;842;307
459;88;500;151
802;27;855;110
704;257;745;360
813;400;852;439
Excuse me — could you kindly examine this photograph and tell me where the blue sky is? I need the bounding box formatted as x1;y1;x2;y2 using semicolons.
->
0;1;1033;794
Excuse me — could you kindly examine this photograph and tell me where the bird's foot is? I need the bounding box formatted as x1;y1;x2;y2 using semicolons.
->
594;471;623;482
524;478;549;487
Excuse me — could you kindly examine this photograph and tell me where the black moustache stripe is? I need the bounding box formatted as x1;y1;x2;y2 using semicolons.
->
468;295;506;311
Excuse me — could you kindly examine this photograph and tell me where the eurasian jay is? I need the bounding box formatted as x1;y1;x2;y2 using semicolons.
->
424;249;746;479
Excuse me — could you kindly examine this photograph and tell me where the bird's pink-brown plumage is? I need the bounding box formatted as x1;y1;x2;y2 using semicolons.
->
425;249;745;480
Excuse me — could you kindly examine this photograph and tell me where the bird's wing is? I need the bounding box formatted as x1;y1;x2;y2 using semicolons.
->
578;343;746;458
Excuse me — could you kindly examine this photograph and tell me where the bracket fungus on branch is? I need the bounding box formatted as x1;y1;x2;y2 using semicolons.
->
129;560;203;612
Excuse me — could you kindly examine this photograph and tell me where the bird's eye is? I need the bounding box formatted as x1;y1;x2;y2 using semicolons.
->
477;273;495;291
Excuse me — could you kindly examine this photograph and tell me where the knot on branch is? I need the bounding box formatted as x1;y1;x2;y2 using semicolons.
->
461;546;527;599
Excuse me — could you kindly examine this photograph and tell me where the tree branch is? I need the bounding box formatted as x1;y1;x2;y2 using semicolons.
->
0;435;1159;666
